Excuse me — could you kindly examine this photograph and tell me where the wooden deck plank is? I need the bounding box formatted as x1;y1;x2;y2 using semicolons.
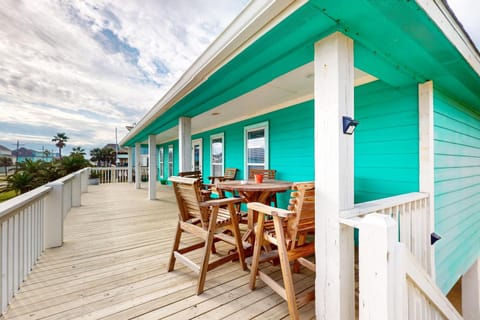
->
2;184;316;319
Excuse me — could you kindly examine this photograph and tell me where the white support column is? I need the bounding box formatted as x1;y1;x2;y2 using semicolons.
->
419;80;436;278
127;147;133;183
463;258;480;320
359;214;398;320
314;32;355;320
44;182;64;248
135;143;141;189
72;173;81;207
178;117;192;172
148;135;157;200
80;168;88;193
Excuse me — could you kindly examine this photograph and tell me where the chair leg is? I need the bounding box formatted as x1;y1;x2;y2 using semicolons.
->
273;215;300;320
196;207;218;295
168;222;182;272
228;203;246;271
249;212;265;290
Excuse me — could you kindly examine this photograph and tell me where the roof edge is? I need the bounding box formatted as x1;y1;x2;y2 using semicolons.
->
121;0;307;146
416;0;480;76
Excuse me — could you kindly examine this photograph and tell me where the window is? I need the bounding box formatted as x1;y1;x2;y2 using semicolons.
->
244;122;269;177
168;145;173;177
192;138;203;172
210;133;224;177
159;147;164;179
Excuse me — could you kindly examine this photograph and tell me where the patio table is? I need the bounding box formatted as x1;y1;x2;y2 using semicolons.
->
216;179;293;244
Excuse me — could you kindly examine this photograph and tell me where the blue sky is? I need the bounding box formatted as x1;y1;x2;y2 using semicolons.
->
0;0;478;157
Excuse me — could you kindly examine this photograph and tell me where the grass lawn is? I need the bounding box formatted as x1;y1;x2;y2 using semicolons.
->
0;190;16;203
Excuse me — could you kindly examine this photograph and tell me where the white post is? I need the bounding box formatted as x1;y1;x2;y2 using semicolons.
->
135;142;141;189
178;117;192;172
148;135;157;200
359;213;398;320
314;32;355;320
418;80;435;277
127;146;133;183
72;173;81;207
80;168;88;193
463;258;480;320
44;182;64;248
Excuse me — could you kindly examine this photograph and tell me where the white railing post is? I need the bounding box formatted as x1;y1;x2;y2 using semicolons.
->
72;173;81;207
80;168;88;193
463;258;480;320
44;182;64;248
359;213;398;320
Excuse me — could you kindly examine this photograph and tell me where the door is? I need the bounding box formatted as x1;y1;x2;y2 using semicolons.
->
192;138;202;172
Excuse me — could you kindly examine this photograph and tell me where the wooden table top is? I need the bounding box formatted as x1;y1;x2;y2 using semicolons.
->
217;179;293;192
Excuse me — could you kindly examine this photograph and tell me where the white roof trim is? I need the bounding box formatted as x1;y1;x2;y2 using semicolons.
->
416;0;480;76
121;0;307;145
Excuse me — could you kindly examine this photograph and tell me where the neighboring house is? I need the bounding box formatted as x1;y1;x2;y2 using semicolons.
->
11;147;58;162
121;0;479;318
103;143;129;166
0;145;13;161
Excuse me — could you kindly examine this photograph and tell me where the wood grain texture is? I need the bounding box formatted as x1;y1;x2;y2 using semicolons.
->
2;184;315;319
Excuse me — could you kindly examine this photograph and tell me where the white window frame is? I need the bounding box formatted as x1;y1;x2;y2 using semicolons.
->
244;121;269;177
210;133;224;177
159;147;164;179
168;145;174;177
192;138;203;172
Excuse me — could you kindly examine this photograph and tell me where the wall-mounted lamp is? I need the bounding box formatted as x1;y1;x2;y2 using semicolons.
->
431;232;442;245
342;116;359;135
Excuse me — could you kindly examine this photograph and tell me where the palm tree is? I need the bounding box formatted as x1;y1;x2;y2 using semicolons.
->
52;133;69;159
0;157;13;176
71;146;86;156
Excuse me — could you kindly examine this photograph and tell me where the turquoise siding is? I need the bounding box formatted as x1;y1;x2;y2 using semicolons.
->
434;91;480;293
354;81;419;202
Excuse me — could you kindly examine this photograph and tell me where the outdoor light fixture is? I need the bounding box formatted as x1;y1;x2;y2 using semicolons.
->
431;232;442;245
342;116;359;135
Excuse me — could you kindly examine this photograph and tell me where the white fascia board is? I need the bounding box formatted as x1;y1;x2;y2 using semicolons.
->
416;0;480;76
121;0;307;146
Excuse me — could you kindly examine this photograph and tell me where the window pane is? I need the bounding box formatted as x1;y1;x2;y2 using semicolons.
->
212;164;223;177
193;145;200;171
212;138;223;164
247;129;265;164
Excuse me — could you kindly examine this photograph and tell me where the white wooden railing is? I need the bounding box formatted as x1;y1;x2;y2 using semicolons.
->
0;168;89;314
90;167;137;184
357;214;462;320
340;192;432;274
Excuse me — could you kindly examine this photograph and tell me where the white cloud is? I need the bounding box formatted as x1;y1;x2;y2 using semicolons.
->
0;0;247;154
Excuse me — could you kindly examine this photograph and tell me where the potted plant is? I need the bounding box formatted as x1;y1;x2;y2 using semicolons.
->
160;179;168;185
88;170;100;185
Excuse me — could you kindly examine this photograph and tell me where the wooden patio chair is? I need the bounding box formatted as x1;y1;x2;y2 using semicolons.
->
249;168;278;206
178;170;211;200
207;168;238;198
168;176;248;294
247;182;315;320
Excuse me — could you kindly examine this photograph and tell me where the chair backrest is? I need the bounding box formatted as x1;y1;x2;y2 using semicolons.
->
223;168;238;180
179;170;202;179
169;176;207;225
249;169;276;179
286;182;315;248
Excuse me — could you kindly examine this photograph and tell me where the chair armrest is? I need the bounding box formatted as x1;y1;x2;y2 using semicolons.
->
247;202;293;218
199;197;243;207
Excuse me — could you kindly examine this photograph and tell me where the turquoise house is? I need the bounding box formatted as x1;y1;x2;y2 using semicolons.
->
121;0;479;318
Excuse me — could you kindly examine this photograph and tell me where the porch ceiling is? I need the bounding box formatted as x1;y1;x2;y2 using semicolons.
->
121;0;480;147
154;64;377;144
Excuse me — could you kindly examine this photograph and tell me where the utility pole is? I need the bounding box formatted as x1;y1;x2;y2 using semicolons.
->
115;127;119;166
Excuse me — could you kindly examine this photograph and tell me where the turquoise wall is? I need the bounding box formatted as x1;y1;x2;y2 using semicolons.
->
434;90;480;293
354;81;419;202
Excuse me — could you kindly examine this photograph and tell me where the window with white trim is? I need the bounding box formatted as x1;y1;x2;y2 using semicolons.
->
210;133;224;177
159;147;164;179
244;122;269;178
168;145;174;177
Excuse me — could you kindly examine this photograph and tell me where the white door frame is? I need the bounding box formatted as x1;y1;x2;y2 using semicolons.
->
192;138;203;172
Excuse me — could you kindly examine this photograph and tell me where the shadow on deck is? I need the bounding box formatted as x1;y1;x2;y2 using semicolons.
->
2;184;315;319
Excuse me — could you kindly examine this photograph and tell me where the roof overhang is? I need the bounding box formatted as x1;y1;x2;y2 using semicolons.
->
121;0;480;147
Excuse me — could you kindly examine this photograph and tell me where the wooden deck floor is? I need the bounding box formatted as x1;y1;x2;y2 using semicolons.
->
2;184;315;319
